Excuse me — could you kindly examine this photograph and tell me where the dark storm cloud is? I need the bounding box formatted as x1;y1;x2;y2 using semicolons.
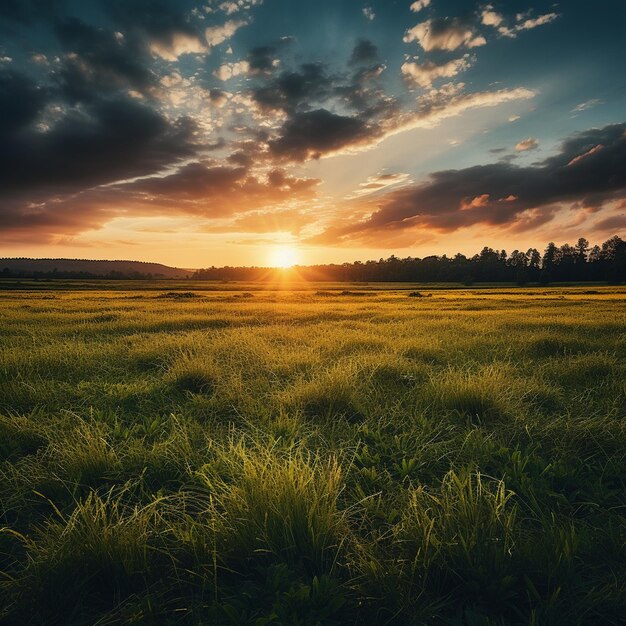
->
0;0;68;25
0;194;111;240
121;162;247;199
120;161;317;199
314;124;626;242
247;45;278;74
2;0;204;55
268;109;373;161
0;70;49;134
250;53;388;118
248;53;394;161
104;0;203;47
55;18;155;100
349;39;379;66
251;63;333;113
228;151;254;167
594;214;626;231
0;96;197;194
0;157;320;243
91;161;321;225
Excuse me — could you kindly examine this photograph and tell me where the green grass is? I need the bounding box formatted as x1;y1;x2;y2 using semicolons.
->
1;283;625;624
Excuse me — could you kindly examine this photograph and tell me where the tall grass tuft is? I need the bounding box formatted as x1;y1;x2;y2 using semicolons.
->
424;366;515;424
4;489;161;623
198;441;345;574
283;362;364;421
166;353;219;395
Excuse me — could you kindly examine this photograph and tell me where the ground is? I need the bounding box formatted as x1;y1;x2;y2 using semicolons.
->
1;282;625;624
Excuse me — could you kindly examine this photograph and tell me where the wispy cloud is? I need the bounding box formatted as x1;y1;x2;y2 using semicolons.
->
481;6;560;38
572;99;603;113
346;172;412;199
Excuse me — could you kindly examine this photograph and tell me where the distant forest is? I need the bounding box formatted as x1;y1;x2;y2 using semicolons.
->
0;258;188;280
1;269;172;280
193;235;626;284
2;235;625;283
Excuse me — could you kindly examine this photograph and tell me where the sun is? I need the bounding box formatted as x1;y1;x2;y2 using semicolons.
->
270;245;299;268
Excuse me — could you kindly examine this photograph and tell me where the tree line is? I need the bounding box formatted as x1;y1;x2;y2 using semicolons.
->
0;269;171;280
2;235;624;283
192;235;626;284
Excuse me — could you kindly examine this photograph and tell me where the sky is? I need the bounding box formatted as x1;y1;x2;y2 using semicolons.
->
1;0;625;268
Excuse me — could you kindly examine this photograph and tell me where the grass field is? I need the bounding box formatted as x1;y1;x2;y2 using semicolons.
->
1;283;625;624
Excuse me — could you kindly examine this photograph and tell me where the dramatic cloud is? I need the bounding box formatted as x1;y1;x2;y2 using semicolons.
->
107;162;319;221
401;55;471;88
404;18;486;51
260;79;533;163
1;93;197;195
55;18;156;98
0;29;537;244
312;123;626;245
268;109;373;161
0;0;621;257
0;157;319;242
0;85;199;241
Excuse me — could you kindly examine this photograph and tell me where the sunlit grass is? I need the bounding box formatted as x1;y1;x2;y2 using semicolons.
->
1;283;625;624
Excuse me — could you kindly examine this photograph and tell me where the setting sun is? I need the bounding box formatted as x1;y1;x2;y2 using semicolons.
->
270;246;299;268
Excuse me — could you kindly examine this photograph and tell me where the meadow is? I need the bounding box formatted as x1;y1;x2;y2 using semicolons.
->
0;282;625;625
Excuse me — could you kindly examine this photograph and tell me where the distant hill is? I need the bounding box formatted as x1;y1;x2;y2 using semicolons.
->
0;258;191;279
